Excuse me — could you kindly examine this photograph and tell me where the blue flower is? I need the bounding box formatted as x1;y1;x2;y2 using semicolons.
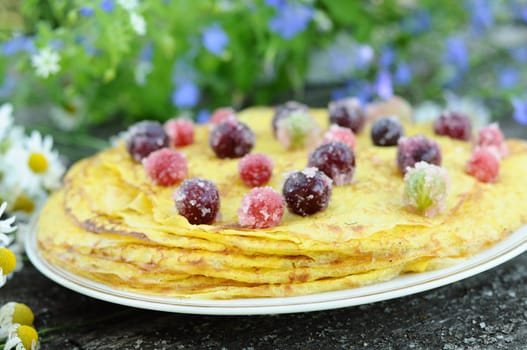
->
1;36;35;56
394;62;412;85
79;6;95;16
196;109;211;124
497;67;518;88
465;0;494;33
202;23;229;56
140;42;153;62
172;81;200;108
401;9;431;34
374;70;393;100
0;75;16;99
378;46;395;69
332;79;373;105
355;45;374;69
512;97;527;125
100;0;115;12
265;0;285;8
510;47;527;63
268;2;313;39
445;36;469;71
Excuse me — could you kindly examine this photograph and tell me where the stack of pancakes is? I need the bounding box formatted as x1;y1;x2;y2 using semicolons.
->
37;108;527;299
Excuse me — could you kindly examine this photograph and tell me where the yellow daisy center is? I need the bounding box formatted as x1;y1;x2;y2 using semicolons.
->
13;195;35;213
0;247;16;275
13;303;34;326
17;325;39;350
28;152;48;173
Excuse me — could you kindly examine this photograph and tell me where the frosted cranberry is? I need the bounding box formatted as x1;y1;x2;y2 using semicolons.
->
238;187;284;228
174;178;220;225
164;119;194;147
371;117;404;146
328;97;366;133
126;121;169;162
272;101;308;136
476;123;508;159
397;135;442;174
282;167;332;216
322;124;356;150
210;107;236;126
433;112;472;141
465;148;499;183
143;148;188;186
209;119;255;158
308;142;355;186
238;154;274;187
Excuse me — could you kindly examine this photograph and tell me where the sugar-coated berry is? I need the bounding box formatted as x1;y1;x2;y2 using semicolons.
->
371;117;404;146
308;142;355;186
143;148;188;186
126;121;169;162
210;107;236;126
322;124;356;150
238;153;274;187
397;135;442;174
272;101;308;136
276;111;320;150
328;97;366;133
174;178;220;225
403;161;449;218
433;111;472;141
465;147;500;183
164;118;195;147
209;119;255;158
476;123;508;159
282;167;332;216
238;187;285;228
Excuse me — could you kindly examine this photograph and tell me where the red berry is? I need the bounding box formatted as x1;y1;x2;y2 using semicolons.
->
238;154;274;187
126;121;169;162
164;119;195;147
433;112;472;141
143;148;188;186
397;135;442;174
371;117;404;146
476;123;508;159
210;107;236;126
465;148;499;183
209;119;255;158
174;178;220;225
328;97;366;133
322;124;356;150
282;168;332;216
308;142;355;186
238;187;284;228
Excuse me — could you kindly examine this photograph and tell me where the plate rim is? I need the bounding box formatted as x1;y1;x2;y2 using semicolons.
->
26;224;527;315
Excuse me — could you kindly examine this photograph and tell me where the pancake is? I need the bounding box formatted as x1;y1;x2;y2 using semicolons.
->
36;107;527;299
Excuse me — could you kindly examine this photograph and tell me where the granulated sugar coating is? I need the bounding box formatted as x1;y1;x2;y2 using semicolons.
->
238;153;274;187
322;124;356;150
164;118;195;147
143;148;188;186
237;187;284;228
476;123;509;159
465;147;500;183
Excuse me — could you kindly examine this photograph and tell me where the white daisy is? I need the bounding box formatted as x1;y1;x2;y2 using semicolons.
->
129;12;146;35
117;0;139;11
0;302;34;338
4;324;40;350
0;103;14;140
0;247;16;287
50;97;85;131
0;202;17;234
24;131;65;191
30;48;60;78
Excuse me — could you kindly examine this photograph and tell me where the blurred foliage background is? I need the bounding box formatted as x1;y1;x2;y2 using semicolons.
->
1;0;527;142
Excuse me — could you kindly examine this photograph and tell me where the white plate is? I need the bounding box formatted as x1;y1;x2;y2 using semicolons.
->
26;225;527;315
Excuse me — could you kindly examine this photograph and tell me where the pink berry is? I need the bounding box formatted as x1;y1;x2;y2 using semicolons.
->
433;111;472;141
143;148;188;186
238;154;274;187
476;123;508;159
210;107;236;126
322;124;356;150
238;187;285;228
164;119;195;147
465;148;499;183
